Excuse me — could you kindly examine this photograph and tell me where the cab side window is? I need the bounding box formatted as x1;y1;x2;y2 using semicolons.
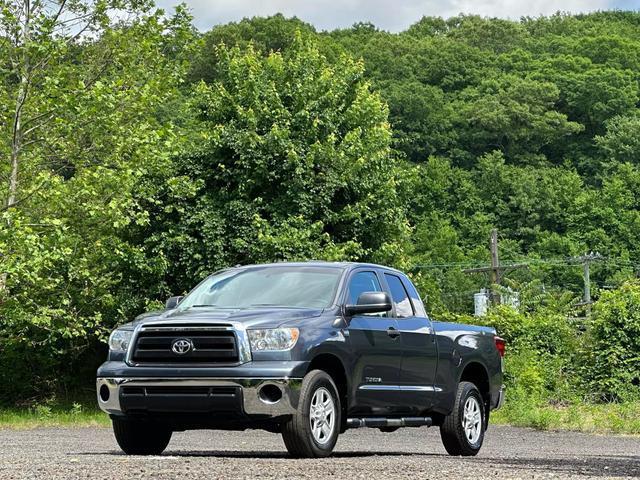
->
348;271;382;304
384;273;414;318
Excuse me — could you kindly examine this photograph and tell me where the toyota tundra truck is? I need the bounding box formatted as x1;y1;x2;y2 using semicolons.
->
97;262;505;457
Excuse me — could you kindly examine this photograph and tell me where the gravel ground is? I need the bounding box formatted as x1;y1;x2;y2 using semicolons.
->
0;425;638;479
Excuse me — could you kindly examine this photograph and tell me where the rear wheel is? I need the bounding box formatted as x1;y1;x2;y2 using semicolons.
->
112;417;172;455
281;369;341;458
439;381;485;456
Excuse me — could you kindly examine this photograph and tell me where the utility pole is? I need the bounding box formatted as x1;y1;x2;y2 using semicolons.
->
464;229;528;306
583;258;591;308
489;228;500;303
575;252;603;318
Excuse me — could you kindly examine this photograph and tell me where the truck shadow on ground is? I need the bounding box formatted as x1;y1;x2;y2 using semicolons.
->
95;450;639;476
472;455;640;477
101;450;442;459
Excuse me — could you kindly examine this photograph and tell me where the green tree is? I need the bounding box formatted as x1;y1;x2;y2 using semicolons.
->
189;14;319;84
0;2;195;403
144;34;408;291
596;113;640;164
452;76;583;163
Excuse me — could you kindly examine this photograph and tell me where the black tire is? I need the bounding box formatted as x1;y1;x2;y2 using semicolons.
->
112;417;172;455
439;381;485;456
281;369;341;458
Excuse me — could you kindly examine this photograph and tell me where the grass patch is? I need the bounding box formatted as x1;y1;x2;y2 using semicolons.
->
0;402;109;429
2;397;639;435
492;398;640;435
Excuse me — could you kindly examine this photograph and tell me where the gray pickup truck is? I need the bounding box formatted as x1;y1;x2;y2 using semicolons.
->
97;262;505;458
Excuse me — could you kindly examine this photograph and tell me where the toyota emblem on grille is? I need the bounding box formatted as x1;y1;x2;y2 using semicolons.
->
171;338;193;355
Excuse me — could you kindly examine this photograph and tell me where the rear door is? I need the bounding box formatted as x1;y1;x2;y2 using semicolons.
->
382;272;438;413
344;269;404;415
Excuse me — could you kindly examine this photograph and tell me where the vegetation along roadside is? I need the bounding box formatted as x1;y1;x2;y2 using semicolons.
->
1;3;639;431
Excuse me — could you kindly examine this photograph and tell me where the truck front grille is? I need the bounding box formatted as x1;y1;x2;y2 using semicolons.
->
131;328;239;364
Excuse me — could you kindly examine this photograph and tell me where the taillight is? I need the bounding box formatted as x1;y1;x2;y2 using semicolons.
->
494;336;506;357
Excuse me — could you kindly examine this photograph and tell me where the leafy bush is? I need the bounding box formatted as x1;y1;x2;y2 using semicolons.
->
475;306;581;403
584;282;640;401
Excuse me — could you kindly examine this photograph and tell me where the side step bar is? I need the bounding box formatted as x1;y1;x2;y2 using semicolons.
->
346;417;432;429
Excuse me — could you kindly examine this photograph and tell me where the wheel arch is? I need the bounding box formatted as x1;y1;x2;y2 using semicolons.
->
306;353;349;427
458;361;491;406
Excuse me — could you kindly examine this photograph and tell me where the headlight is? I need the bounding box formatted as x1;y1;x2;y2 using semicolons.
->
248;328;299;352
108;329;133;352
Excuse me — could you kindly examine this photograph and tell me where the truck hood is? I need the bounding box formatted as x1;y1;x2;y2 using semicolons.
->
126;306;325;329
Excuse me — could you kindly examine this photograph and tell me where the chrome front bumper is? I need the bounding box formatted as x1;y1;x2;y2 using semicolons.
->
97;377;302;417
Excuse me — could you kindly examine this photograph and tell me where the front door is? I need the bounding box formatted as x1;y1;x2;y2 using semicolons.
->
344;270;404;415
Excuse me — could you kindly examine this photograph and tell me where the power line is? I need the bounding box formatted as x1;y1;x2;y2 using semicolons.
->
413;256;640;270
412;262;489;269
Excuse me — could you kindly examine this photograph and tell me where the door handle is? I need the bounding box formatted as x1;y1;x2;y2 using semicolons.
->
387;327;401;339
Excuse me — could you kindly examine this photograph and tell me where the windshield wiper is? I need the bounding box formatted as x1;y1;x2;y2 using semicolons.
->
190;304;219;308
247;304;296;308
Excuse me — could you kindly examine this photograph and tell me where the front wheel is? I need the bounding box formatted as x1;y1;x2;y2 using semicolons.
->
112;417;172;455
281;369;341;458
439;381;485;456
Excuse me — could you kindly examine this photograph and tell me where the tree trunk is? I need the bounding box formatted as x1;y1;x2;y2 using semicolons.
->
7;103;23;209
6;0;31;209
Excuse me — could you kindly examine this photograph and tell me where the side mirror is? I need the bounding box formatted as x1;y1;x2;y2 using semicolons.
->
345;291;392;316
165;296;183;309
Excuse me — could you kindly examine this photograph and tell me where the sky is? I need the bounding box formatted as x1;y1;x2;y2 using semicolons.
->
156;0;640;32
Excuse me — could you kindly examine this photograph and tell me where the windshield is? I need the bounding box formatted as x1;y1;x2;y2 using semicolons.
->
178;266;343;310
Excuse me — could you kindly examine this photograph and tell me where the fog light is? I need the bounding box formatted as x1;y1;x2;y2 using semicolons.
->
99;384;110;402
258;384;282;404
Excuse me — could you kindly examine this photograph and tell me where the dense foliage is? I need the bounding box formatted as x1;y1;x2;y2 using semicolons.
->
0;0;196;401
141;35;407;292
1;6;640;406
586;282;640;401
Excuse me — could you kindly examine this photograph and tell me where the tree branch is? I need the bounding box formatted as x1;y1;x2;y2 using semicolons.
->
22;113;55;138
49;0;68;26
